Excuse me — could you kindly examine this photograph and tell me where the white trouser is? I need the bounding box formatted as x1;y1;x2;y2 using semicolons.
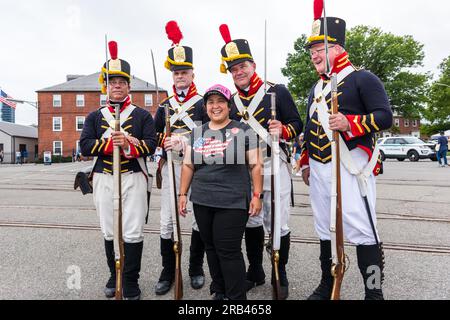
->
247;159;291;237
309;148;379;245
160;161;199;239
93;172;148;243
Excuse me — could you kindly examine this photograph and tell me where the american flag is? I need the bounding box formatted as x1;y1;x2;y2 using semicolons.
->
0;90;17;109
193;137;232;158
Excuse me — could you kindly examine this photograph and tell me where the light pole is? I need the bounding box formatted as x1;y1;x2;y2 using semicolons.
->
6;98;38;109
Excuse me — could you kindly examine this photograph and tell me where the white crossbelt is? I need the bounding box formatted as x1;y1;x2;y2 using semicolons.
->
96;105;150;178
234;85;288;163
168;95;202;131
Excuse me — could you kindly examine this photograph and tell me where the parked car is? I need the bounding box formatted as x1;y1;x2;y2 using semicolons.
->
377;136;437;162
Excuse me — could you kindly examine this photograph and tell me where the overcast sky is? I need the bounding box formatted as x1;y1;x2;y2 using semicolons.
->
1;0;449;125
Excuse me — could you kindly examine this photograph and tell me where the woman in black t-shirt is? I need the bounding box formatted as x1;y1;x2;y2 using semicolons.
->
178;84;263;300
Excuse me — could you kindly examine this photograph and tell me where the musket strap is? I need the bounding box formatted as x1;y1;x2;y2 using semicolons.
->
168;95;202;130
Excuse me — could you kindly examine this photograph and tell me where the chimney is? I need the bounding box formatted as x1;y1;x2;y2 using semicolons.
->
66;75;84;82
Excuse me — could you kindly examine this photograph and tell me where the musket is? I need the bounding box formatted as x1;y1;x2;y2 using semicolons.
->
320;0;346;299
106;36;125;300
151;49;182;299
164;92;183;301
265;20;282;300
150;50;160;107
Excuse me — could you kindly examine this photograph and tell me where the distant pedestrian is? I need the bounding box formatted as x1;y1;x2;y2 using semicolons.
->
16;151;21;164
437;131;449;167
23;150;28;163
0;149;4;163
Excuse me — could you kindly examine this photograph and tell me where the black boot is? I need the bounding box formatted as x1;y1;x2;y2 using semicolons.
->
104;240;116;298
307;240;333;300
123;242;143;300
189;229;205;289
357;244;384;300
245;226;266;291
277;233;290;300
155;237;175;295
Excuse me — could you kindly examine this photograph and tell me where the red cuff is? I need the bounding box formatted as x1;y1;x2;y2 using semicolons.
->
281;125;290;140
103;138;113;155
345;115;366;139
299;149;309;167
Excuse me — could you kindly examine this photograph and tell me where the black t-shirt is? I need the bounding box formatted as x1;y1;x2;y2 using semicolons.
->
189;120;258;210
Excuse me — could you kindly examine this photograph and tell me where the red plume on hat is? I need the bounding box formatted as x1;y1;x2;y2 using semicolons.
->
314;0;324;20
219;24;232;44
108;41;118;60
165;20;183;46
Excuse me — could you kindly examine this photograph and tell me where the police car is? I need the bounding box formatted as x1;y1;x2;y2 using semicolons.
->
377;136;437;162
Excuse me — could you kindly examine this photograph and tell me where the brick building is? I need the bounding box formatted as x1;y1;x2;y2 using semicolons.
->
377;112;421;138
36;73;167;159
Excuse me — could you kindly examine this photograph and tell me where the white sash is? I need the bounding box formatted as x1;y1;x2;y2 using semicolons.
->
168;95;202;131
233;85;270;145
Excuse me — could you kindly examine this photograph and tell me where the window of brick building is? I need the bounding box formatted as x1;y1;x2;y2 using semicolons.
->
412;119;418;127
394;118;400;127
53;95;62;107
404;119;409;127
53;117;62;131
76;116;85;131
76;95;85;107
145;94;153;107
53;141;63;155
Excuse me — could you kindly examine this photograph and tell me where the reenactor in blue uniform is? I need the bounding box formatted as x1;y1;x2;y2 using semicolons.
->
152;21;208;295
299;14;393;300
219;24;303;299
80;41;156;300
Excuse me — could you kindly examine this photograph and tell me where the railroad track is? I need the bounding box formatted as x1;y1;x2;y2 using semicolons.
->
1;204;449;224
290;210;450;224
1;220;449;255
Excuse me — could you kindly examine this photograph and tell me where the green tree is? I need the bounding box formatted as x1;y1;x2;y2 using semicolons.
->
282;25;430;120
423;56;450;125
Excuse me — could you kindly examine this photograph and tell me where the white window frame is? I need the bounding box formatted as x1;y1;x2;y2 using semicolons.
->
53;94;62;107
394;118;400;127
53;141;63;156
412;119;418;127
76;116;85;131
76;140;81;154
100;94;107;107
76;94;85;107
404;119;409;127
53;117;62;132
145;94;153;107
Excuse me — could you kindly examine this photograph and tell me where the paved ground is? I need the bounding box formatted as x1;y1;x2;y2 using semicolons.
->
0;158;449;300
